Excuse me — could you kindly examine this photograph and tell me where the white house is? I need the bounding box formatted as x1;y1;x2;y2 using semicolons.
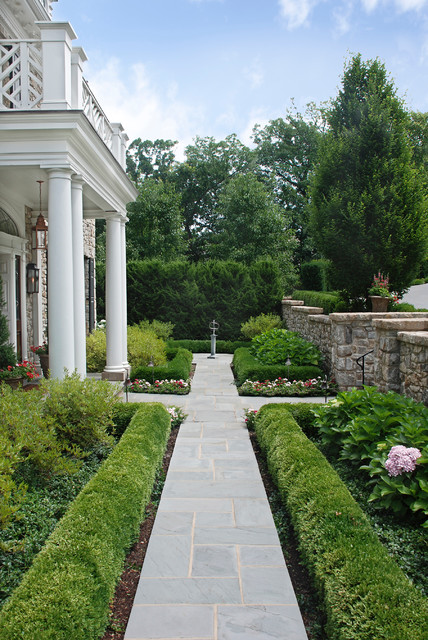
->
0;0;137;380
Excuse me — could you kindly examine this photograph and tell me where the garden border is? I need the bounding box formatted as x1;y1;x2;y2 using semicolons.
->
0;403;171;640
253;404;428;640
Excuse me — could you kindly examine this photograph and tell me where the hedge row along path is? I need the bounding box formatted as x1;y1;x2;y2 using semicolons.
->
125;354;327;639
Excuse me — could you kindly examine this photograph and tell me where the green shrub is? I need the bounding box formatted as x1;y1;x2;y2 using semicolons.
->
0;403;171;640
137;319;174;341
251;328;322;366
278;402;321;439
126;259;283;340
109;403;142;439
131;347;192;382
167;339;251;353
39;372;118;452
299;259;331;292
312;388;428;526
127;326;167;368
291;290;340;314
240;313;282;339
232;347;322;387
253;405;428;640
86;329;106;373
411;278;425;286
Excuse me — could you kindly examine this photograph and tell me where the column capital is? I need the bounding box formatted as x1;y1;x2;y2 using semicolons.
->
71;174;85;187
45;167;74;179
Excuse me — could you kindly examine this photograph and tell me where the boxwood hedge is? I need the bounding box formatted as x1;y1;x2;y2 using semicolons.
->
232;347;322;387
254;404;428;640
0;403;171;640
130;347;192;382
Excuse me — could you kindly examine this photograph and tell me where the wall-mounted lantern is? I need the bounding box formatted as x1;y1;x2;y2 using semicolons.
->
32;180;48;250
26;262;40;294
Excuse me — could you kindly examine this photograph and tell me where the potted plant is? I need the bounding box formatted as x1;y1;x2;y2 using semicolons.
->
0;361;39;389
368;272;393;312
30;342;49;378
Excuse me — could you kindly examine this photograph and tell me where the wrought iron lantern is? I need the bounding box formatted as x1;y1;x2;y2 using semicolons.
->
33;180;48;250
26;262;40;294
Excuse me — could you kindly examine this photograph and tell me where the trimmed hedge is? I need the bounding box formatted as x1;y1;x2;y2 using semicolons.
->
254;405;428;640
299;259;331;292
292;290;340;314
130;347;192;381
126;259;283;340
232;347;322;387
0;403;171;640
167;339;251;353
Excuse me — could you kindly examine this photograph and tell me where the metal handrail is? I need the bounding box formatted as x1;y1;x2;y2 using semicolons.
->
356;350;374;386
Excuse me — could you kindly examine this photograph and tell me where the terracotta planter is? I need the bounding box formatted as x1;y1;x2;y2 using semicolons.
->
1;377;24;390
369;295;390;313
39;353;49;378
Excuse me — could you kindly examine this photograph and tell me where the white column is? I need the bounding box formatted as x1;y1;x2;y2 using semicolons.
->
37;22;77;110
102;214;125;380
47;168;75;378
71;175;86;376
120;216;129;374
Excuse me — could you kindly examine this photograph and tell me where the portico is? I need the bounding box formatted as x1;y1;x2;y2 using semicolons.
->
0;4;137;380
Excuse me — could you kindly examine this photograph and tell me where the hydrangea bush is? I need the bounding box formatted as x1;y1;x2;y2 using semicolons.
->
312;387;428;526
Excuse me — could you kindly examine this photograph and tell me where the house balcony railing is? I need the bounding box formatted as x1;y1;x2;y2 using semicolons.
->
0;25;128;169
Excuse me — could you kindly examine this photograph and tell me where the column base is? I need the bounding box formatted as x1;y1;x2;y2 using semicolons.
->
102;368;126;381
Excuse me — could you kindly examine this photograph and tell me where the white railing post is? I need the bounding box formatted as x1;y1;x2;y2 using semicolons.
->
36;22;76;110
71;47;87;109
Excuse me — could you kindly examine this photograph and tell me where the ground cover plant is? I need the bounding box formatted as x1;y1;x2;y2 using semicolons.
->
251;404;428;640
0;403;173;640
312;387;428;528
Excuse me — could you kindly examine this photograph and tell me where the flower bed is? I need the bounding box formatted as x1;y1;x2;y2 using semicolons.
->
239;376;336;396
128;378;190;395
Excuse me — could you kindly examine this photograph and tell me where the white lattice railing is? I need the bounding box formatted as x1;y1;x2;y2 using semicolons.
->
0;40;43;110
82;79;114;151
0;38;115;153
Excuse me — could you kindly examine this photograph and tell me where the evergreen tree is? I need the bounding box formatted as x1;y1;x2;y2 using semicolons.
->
309;54;428;299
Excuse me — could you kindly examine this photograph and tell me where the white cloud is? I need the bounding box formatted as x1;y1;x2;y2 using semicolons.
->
239;109;271;147
84;58;205;159
362;0;428;11
278;0;322;29
333;1;354;35
243;59;264;89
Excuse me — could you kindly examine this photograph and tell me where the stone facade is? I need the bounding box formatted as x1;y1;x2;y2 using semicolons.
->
281;298;428;404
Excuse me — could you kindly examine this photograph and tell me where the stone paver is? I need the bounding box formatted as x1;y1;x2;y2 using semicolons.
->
124;354;313;640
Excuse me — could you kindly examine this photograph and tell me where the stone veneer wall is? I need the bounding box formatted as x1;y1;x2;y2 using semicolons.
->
281;299;428;404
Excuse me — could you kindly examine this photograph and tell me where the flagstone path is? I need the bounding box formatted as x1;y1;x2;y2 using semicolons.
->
124;354;326;640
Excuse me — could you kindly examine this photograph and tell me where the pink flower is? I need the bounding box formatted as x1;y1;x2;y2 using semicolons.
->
384;445;422;477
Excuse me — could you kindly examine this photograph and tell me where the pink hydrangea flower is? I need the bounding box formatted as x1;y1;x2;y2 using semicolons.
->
384;445;422;477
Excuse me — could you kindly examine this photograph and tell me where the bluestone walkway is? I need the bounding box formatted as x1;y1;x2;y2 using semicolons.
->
124;354;325;640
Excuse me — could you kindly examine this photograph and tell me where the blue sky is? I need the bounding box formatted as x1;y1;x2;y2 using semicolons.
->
53;0;428;156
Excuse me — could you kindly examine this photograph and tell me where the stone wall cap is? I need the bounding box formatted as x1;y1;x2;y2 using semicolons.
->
309;314;331;324
293;306;324;314
397;331;428;346
281;299;304;306
372;319;428;331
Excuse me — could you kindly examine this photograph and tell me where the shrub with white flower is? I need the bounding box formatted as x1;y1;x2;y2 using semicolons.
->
384;445;422;477
167;406;187;428
127;378;190;395
238;376;336;397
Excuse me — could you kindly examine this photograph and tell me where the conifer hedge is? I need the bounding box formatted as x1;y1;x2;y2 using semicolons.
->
126;259;283;340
